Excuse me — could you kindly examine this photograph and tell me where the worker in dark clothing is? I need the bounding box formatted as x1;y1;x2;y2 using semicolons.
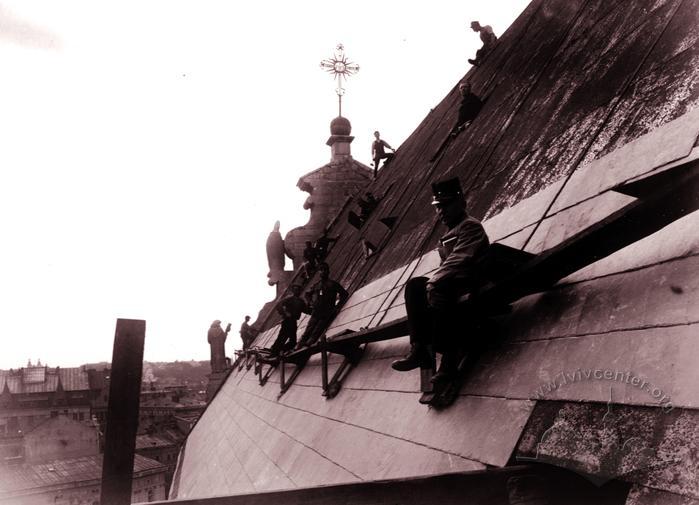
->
239;315;257;350
451;81;483;136
371;131;395;178
358;192;379;221
391;177;490;383
302;240;318;280
468;21;498;66
314;230;338;262
269;285;309;356
430;82;484;162
297;263;349;348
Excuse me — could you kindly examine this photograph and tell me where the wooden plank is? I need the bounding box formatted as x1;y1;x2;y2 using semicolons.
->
549;109;699;213
473;163;699;306
100;319;146;505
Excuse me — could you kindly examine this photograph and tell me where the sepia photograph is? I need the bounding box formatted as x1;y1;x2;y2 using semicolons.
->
1;1;698;504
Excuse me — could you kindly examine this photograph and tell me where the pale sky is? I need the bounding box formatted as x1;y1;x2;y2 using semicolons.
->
0;1;529;369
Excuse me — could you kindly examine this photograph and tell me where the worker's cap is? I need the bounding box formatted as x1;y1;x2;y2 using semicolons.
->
431;177;464;205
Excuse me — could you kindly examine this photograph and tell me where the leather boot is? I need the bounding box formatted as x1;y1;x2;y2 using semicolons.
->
430;352;459;383
391;344;432;372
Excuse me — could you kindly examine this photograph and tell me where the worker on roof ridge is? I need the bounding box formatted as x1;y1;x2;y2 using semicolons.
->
430;81;483;162
239;315;257;350
314;229;338;263
468;20;497;66
296;262;349;349
451;81;483;136
301;241;319;281
269;285;309;357
371;131;395;179
391;177;490;384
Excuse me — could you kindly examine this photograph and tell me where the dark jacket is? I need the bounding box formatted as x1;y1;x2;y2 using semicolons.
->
428;215;489;290
453;93;483;131
308;278;349;317
278;294;309;320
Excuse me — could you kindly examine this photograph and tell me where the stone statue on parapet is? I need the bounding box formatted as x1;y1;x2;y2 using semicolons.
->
266;220;285;286
468;21;498;66
207;320;231;373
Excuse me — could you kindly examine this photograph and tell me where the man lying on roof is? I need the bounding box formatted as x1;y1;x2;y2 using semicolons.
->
392;177;490;383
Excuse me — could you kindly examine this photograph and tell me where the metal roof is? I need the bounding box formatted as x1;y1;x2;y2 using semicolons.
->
0;367;90;394
0;454;165;495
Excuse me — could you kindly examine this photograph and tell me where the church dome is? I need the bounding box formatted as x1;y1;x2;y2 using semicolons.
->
330;116;352;136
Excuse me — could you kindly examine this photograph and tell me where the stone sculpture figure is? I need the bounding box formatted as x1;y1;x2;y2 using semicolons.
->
207;320;231;373
266;220;285;286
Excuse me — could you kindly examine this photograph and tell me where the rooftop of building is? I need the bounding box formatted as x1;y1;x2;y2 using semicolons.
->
173;0;699;503
0;454;165;496
0;365;92;394
136;434;178;450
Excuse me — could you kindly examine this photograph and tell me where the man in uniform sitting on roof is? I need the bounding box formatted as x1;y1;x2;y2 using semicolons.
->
296;262;349;348
269;285;309;357
392;177;490;383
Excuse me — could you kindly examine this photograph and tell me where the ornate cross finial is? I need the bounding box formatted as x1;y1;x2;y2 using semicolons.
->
320;43;359;117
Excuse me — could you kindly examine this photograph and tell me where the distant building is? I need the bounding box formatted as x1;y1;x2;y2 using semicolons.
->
0;415;167;504
0;453;167;505
135;434;179;491
23;415;100;464
0;362;108;442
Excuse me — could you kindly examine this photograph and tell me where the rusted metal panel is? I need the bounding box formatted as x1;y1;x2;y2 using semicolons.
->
517;402;699;500
626;485;699;505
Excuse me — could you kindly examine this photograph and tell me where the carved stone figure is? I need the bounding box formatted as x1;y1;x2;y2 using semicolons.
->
207;320;230;373
266;221;286;286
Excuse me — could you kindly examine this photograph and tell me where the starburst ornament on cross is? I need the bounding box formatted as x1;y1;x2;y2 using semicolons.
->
320;43;359;117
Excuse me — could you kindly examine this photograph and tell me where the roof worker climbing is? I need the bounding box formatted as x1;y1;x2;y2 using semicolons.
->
297;263;349;349
468;20;498;66
371;131;395;179
451;81;484;136
430;81;484;161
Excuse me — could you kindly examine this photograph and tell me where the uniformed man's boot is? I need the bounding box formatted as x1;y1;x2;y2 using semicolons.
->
391;344;433;372
430;352;459;383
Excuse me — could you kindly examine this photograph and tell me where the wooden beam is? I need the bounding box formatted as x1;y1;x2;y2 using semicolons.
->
100;319;146;505
476;164;699;307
